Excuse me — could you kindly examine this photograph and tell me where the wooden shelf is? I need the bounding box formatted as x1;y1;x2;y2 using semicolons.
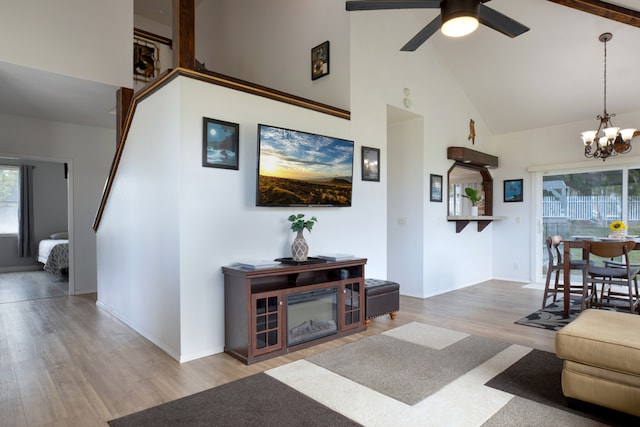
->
447;216;506;233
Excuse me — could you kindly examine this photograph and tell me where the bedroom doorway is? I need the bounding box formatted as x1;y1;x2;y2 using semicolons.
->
0;156;73;300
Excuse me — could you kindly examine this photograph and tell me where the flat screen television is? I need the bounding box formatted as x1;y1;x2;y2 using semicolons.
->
256;124;354;207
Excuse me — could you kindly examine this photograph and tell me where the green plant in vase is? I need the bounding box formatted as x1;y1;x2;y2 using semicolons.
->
288;214;318;261
462;187;482;215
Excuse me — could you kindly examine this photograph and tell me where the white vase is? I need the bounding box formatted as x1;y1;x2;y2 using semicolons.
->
471;206;479;216
291;230;309;261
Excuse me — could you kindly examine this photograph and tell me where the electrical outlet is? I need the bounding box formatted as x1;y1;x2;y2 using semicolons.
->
514;262;519;270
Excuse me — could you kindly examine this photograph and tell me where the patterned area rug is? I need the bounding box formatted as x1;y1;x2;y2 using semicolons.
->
514;298;582;331
109;323;638;426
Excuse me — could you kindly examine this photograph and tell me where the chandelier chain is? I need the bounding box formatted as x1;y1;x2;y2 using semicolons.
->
603;34;607;115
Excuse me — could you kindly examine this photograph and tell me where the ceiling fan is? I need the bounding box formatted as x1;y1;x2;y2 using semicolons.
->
345;0;529;51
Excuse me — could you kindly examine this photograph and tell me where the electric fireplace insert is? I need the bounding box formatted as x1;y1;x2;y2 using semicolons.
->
287;287;338;346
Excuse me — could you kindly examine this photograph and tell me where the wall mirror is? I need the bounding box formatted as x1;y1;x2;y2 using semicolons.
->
447;163;493;217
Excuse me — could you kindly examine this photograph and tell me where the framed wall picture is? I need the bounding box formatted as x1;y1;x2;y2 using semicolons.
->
362;146;380;182
430;174;443;202
311;41;330;80
202;117;239;170
504;179;523;202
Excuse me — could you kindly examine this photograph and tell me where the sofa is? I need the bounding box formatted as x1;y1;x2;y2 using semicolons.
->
555;309;640;416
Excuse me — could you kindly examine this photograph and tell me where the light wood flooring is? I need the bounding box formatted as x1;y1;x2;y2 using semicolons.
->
0;270;68;304
0;277;555;426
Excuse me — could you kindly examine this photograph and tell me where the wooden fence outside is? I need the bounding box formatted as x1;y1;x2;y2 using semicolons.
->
543;196;640;222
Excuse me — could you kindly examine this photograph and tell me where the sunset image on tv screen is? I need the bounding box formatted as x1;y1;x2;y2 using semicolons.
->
257;124;353;207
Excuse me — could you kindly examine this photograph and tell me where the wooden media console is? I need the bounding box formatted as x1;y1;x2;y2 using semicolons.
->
222;258;367;364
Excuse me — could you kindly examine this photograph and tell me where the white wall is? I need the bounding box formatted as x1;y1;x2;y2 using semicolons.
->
195;0;349;111
0;114;115;293
387;110;424;297
97;81;182;359
96;75;385;361
0;0;132;88
350;11;497;298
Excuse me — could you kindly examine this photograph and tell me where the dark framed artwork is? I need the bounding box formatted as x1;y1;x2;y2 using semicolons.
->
202;117;239;170
430;174;443;202
504;179;523;202
361;146;380;182
311;41;330;80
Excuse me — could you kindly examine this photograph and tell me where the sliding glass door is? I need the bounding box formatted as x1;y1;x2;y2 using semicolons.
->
540;166;640;281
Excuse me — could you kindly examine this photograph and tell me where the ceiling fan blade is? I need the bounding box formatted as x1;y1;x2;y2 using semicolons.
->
346;0;441;11
478;4;529;37
401;15;442;51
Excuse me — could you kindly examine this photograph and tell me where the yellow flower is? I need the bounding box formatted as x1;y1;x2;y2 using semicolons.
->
609;220;627;231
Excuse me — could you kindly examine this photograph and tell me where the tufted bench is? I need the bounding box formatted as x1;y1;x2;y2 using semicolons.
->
555;309;640;416
364;279;399;326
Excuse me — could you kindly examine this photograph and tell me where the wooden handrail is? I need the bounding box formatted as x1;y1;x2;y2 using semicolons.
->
92;68;351;231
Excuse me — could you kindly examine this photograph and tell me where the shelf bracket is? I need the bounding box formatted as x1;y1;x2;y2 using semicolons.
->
477;220;491;232
455;220;470;233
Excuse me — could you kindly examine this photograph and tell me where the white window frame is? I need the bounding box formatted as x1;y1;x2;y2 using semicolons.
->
0;165;20;237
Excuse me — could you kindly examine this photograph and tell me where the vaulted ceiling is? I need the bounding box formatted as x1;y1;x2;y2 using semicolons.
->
424;0;640;133
1;0;639;135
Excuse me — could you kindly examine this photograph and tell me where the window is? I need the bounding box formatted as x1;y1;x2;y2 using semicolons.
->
0;166;19;234
543;170;623;238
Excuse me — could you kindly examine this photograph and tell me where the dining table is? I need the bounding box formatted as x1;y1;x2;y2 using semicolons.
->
562;236;640;318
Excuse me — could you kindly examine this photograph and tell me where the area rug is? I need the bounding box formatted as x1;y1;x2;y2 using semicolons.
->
514;298;582;331
109;322;638;426
107;372;359;427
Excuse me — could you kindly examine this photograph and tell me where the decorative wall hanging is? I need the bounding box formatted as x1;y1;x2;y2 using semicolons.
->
133;37;160;83
311;41;330;80
468;119;476;145
504;179;523;202
202;117;239;170
430;174;443;202
361;146;380;182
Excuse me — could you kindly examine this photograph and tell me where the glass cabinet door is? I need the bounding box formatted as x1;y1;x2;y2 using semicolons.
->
251;292;283;356
341;281;362;330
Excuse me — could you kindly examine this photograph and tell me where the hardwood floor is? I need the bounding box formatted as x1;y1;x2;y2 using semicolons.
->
0;278;555;426
0;271;68;304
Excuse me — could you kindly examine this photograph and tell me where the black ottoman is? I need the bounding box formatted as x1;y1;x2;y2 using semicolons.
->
364;279;400;326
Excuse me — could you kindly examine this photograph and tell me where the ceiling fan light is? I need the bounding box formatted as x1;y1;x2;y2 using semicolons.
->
441;16;479;37
440;0;480;38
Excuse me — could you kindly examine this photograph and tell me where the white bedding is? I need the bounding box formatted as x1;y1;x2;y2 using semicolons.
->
38;239;69;264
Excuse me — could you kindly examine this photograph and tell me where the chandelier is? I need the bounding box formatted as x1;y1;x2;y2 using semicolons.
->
581;33;636;161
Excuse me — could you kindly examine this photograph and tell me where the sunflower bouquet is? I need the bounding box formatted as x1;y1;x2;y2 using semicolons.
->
609;220;627;239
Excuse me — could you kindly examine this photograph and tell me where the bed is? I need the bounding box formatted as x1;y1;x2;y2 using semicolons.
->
38;233;69;277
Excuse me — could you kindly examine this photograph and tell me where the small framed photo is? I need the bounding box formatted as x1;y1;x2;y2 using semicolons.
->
430;174;443;202
362;146;380;182
311;41;330;80
504;179;523;202
202;117;239;170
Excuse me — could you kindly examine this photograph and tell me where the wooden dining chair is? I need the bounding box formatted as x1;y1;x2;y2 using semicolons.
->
541;235;591;309
582;240;640;313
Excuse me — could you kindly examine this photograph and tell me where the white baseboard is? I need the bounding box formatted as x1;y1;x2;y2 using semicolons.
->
0;265;43;273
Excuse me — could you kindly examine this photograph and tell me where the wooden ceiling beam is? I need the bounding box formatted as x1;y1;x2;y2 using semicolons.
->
547;0;640;28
